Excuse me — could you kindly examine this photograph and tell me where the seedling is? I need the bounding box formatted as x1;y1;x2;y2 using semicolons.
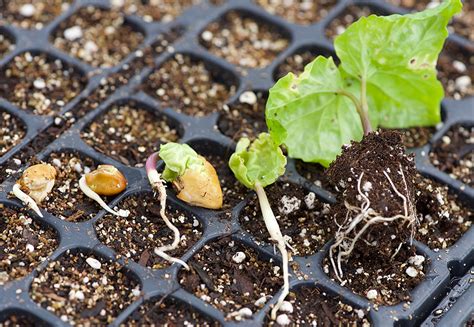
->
79;165;129;218
265;0;462;282
146;142;223;270
228;133;289;320
12;163;57;217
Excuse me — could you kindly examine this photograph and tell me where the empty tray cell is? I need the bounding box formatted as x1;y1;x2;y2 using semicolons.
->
0;32;14;59
0;52;85;115
415;175;473;250
438;42;474;100
125;296;220;326
274;47;334;81
265;286;370;326
143;54;236;117
0;0;72;30
217;90;267;140
40;152;115;222
430;125;474;188
254;0;337;25
52;6;145;68
113;0;200;23
200;11;289;68
240;181;333;256
30;250;140;326
95;193;203;270
0;205;58;284
179;236;282;321
0;110;25;156
81;102;180;167
324;244;428;306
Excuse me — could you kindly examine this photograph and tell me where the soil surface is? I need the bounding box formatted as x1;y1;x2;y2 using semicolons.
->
0;52;85;115
255;0;337;25
0;111;25;156
39;152;112;222
240;182;333;256
394;127;435;148
324;244;427;306
295;160;333;191
265;286;370;326
143;53;235;117
0;312;44;326
0;0;71;29
95;193;202;269
217;90;267;141
325;5;382;40
275;49;319;81
0;206;58;284
124;297;220;326
0;33;14;58
81;102;179;167
430;125;473;188
438;42;474;99
52;6;144;68
30;250;140;326
115;0;200;23
200;11;289;68
415;175;473;249
179;236;282;321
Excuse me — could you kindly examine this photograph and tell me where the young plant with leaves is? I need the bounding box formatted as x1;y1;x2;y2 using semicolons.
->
228;133;289;320
265;0;462;282
146;143;223;269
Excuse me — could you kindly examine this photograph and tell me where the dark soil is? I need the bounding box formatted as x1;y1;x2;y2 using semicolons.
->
295;160;333;191
0;52;85;115
81;102;179;167
95;193;202;269
52;6;145;68
275;50;318;81
415;175;473;249
40;152;111;222
217;90;267;141
265;286;370;326
179;236;282;321
0;33;14;58
325;5;380;40
0;205;58;284
324;244;427;306
143;53;236;117
203;154;249;210
394;126;435;148
0;0;72;29
0;312;45;327
124;297;220;326
430;125;473;188
451;0;474;42
200;11;289;68
0;111;25;156
116;0;200;23
30;250;140;326
255;0;337;25
437;42;474;99
240;182;333;256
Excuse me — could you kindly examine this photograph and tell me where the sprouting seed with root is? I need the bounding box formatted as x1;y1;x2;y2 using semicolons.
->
79;165;128;217
12;163;57;217
146;143;223;270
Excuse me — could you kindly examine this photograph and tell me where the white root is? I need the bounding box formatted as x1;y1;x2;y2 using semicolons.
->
147;167;189;270
329;165;417;282
255;183;290;320
12;183;43;217
79;176;129;218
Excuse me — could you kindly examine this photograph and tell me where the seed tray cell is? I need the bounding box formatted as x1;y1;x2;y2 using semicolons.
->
0;0;473;326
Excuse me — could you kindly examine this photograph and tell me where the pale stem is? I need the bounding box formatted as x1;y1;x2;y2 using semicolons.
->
255;183;289;320
337;86;372;136
79;176;128;217
12;183;43;217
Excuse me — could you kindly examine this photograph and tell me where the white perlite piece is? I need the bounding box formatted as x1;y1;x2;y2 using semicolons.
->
236;307;253;318
201;30;213;42
64;26;83;41
254;296;267;307
33;79;46;90
276;314;291;326
86;257;102;270
280;301;293;313
455;76;471;91
406;266;419;278
279;195;301;215
19;4;36;17
366;289;378;300
239;91;257;105
232;251;246;264
362;181;373;192
132;288;141;297
26;244;35;252
304;192;316;209
408;255;425;267
453;60;467;73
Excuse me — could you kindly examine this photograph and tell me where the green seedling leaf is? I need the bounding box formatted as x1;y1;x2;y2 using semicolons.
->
266;0;462;167
159;143;204;182
229;133;286;189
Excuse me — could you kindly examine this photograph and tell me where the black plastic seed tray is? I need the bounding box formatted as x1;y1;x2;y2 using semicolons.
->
0;0;473;326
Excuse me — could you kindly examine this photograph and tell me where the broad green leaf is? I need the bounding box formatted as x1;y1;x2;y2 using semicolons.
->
266;56;363;167
159;143;204;182
229;133;286;189
335;0;462;128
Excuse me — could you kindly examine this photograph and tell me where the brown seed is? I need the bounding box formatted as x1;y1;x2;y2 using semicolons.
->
18;164;57;203
85;165;127;196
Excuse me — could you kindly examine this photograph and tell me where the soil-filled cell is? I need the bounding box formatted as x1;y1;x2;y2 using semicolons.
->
0;111;25;156
113;0;200;23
